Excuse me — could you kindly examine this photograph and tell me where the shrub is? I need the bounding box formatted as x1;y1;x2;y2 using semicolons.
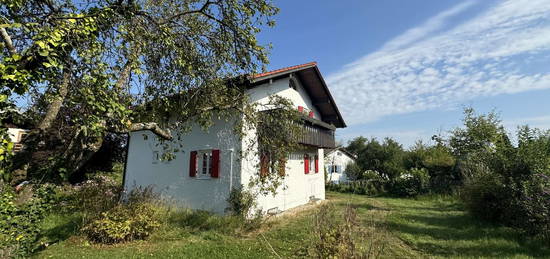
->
326;179;385;196
226;187;263;231
0;184;56;258
389;168;430;197
226;187;256;217
81;188;161;244
460;168;510;221
82;202;161;244
70;175;122;223
344;162;363;181
515;174;550;240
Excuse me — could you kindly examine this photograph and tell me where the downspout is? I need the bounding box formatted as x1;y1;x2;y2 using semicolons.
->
228;148;235;192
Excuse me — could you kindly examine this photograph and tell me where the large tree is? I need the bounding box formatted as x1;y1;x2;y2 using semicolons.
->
0;0;278;182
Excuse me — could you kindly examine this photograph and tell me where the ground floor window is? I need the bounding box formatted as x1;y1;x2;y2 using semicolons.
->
327;165;342;173
189;149;220;178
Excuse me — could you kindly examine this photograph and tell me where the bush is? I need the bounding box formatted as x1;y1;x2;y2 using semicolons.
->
460;167;511;221
82;202;161;244
0;184;56;258
226;187;256;217
389;168;430;197
70;175;122;223
226;187;263;231
515;174;550;240
326;179;385;196
81;187;161;244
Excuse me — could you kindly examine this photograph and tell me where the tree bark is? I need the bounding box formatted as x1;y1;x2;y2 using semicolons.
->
37;70;71;130
115;60;133;91
129;122;172;140
0;27;16;56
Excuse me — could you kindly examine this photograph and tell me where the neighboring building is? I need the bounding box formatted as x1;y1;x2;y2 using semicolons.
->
123;62;346;214
7;126;29;153
325;148;357;183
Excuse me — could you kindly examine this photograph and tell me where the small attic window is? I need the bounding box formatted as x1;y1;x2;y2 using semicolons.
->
289;78;297;90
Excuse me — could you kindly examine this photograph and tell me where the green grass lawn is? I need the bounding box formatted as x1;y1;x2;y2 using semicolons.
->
34;192;550;258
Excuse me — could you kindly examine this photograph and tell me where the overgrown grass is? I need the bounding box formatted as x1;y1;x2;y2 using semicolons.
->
33;192;549;258
381;195;550;258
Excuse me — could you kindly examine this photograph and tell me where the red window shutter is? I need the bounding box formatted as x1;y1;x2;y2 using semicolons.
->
260;153;269;177
314;155;319;173
304;154;309;174
298;106;304;112
211;149;220;178
189;151;197;177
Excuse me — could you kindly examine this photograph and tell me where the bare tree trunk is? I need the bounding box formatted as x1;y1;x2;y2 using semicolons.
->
37;70;70;130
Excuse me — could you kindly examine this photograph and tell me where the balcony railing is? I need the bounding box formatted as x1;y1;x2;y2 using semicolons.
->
259;110;337;149
297;122;335;148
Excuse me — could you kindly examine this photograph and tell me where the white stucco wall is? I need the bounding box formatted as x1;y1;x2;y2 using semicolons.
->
325;150;356;183
242;78;326;212
240;141;326;213
124;117;241;214
247;77;322;119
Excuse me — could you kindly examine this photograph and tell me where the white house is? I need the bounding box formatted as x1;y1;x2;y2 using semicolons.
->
325;148;357;183
123;62;346;214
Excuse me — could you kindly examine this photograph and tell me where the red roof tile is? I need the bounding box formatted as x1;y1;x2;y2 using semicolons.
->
253;61;317;79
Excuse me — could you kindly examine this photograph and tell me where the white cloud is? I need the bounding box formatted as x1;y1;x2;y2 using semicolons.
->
327;0;550;126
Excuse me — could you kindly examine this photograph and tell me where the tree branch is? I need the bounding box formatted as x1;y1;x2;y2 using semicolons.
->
0;27;17;56
129;122;173;140
159;0;216;25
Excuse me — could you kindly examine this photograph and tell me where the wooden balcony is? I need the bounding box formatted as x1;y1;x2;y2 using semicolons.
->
297;123;335;148
297;116;336;148
259;110;337;149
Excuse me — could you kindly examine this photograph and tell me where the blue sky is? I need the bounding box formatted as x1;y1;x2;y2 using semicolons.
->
258;0;550;147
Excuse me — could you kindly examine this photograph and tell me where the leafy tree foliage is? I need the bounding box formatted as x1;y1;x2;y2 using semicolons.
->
346;137;406;181
0;0;280;182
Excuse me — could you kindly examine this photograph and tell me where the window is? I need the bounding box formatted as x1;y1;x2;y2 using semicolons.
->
309;155;314;174
327;165;341;173
201;152;212;176
189;149;220;179
304;154;318;174
260;153;286;177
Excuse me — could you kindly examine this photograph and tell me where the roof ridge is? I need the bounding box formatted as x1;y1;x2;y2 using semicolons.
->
253;61;317;79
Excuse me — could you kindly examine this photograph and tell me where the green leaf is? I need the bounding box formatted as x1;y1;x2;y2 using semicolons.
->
38;49;49;57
